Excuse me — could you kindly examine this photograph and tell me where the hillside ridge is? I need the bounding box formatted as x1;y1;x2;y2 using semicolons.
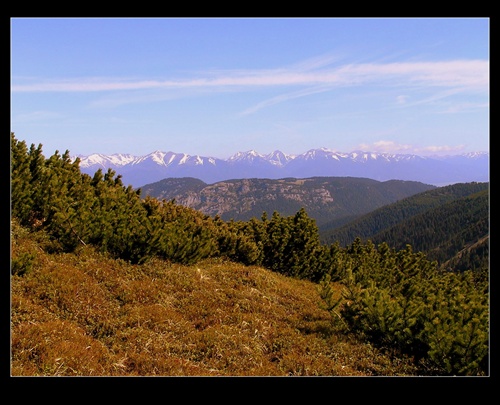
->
140;176;435;227
321;182;489;272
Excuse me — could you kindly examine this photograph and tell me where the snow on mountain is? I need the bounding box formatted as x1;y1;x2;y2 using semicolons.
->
350;151;381;162
347;151;422;163
74;153;137;168
266;150;295;167
299;147;338;160
131;151;170;166
74;148;489;188
227;150;266;163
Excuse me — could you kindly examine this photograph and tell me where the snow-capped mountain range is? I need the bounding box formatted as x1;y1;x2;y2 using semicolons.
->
73;148;489;188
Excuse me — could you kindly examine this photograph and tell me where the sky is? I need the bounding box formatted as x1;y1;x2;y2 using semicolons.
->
10;17;489;159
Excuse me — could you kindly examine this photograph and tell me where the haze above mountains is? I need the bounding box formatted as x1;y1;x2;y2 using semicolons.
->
75;148;489;188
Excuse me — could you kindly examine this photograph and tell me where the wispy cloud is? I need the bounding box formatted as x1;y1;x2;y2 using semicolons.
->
396;95;409;104
12;59;488;93
12;57;488;116
358;140;466;155
439;101;489;114
419;144;467;154
358;140;414;154
239;85;333;116
12;110;63;122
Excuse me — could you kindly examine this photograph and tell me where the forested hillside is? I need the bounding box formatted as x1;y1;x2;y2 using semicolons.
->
370;189;489;270
10;133;489;376
139;176;435;227
321;182;489;272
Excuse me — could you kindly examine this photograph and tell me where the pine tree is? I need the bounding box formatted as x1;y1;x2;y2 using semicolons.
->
11;133;35;225
262;211;291;274
282;207;322;279
330;238;488;375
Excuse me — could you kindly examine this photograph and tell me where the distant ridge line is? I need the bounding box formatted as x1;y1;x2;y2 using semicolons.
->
72;148;489;188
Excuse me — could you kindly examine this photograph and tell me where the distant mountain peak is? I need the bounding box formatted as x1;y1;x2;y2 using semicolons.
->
228;150;266;163
74;147;489;188
266;150;294;166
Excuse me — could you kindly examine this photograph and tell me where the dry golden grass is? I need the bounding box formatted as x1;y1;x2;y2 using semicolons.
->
11;222;419;376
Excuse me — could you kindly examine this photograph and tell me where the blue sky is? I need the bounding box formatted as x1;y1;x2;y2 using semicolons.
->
11;17;489;159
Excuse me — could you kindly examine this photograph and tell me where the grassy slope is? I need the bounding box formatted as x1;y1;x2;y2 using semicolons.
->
11;222;418;376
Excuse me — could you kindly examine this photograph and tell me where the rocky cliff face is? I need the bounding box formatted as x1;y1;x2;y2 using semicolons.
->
140;177;436;227
170;179;335;217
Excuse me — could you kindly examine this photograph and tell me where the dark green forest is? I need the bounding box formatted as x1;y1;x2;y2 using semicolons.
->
321;182;489;273
10;133;489;375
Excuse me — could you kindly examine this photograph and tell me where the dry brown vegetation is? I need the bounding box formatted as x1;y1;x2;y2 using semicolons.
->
11;221;419;376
